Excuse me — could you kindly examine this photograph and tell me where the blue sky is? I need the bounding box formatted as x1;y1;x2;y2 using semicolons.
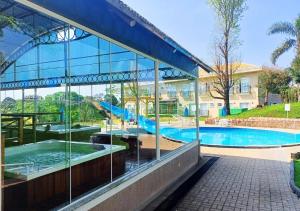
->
123;0;299;68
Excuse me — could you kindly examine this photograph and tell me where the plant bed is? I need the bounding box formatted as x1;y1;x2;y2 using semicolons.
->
290;159;300;197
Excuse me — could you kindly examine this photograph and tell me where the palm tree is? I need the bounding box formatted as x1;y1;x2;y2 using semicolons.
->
268;15;300;65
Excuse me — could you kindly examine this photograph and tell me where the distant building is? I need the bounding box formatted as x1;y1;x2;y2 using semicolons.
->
125;63;282;117
198;63;281;117
24;95;43;100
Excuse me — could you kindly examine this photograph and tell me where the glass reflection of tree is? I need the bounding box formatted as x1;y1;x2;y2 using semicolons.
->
0;13;42;66
127;81;152;117
0;14;19;65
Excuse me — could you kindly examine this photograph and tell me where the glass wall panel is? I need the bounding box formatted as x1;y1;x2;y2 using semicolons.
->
1;75;71;209
0;6;71;211
136;56;157;165
158;63;198;156
0;1;199;210
0;65;14;83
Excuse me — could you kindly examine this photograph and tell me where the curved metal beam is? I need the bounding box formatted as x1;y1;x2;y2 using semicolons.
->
0;67;186;90
0;26;91;74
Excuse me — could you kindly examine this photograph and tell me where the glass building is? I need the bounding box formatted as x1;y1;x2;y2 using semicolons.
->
0;0;211;210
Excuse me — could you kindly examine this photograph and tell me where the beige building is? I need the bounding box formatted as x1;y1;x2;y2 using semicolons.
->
124;63;282;118
199;63;263;117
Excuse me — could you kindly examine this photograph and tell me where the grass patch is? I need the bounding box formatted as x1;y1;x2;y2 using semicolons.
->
228;102;300;119
199;117;208;121
294;160;300;188
148;114;175;118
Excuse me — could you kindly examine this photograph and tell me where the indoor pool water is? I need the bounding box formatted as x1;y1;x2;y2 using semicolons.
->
5;150;88;175
4;141;99;176
4;140;125;180
162;127;300;147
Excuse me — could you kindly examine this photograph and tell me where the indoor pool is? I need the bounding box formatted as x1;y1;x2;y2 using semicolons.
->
4;140;125;180
162;127;300;147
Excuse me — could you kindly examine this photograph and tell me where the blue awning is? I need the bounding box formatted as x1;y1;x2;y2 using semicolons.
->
18;0;212;75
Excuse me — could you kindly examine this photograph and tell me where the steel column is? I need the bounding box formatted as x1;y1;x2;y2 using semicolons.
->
194;71;201;158
155;61;160;160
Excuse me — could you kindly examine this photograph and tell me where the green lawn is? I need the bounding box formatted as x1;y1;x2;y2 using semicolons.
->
228;102;300;119
199;117;208;121
294;160;300;188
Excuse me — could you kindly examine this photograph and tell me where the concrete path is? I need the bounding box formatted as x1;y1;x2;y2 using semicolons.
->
202;146;300;163
174;156;300;211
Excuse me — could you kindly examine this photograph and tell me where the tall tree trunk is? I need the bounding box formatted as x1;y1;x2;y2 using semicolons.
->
264;90;269;105
224;32;230;116
224;88;230;115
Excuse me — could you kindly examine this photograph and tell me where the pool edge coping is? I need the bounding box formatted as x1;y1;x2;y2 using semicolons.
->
163;126;300;149
200;143;300;149
164;137;300;149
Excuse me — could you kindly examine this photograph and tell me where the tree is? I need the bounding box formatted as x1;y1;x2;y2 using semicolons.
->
127;81;150;113
208;0;247;115
104;85;120;106
0;97;16;113
258;67;291;105
289;56;300;83
104;94;119;106
281;86;300;103
268;15;300;65
0;14;19;64
0;15;19;36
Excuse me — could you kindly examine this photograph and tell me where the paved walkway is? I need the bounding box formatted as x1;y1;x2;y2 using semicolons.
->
174;156;300;211
202;146;300;163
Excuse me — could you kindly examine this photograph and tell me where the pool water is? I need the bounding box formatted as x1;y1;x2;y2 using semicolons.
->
5;149;87;175
100;102;300;147
163;127;300;147
4;140;126;181
4;141;99;176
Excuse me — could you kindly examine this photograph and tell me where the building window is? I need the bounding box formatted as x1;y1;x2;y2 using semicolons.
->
167;91;177;98
141;88;152;97
181;85;192;99
240;102;249;109
199;83;209;95
240;78;250;93
200;103;209;116
229;87;234;95
182;91;191;99
167;85;177;98
189;104;196;116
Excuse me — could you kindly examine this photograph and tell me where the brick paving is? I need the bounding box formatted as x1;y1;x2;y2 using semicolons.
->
174;156;300;211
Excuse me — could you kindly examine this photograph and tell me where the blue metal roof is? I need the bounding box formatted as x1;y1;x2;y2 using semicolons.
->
22;0;212;75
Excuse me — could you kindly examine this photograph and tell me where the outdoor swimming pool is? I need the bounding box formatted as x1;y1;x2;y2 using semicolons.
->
100;102;300;147
162;127;300;147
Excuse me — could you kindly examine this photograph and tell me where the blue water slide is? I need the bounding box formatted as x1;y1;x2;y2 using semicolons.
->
99;102;174;138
